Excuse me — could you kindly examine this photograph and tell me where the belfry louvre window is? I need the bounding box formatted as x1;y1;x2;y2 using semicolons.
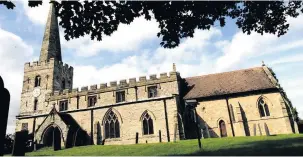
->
148;86;157;98
258;98;270;117
88;95;97;107
142;112;154;135
62;79;66;89
116;91;125;103
59;100;68;111
21;123;28;131
104;111;120;139
34;75;41;87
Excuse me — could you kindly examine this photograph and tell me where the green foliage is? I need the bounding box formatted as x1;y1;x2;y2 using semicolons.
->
26;134;303;156
1;1;303;48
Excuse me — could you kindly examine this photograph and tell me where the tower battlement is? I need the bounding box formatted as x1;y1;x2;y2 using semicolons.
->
54;60;74;73
47;71;179;99
24;58;73;72
24;58;56;72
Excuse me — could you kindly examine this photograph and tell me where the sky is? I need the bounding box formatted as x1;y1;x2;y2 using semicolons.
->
1;1;303;134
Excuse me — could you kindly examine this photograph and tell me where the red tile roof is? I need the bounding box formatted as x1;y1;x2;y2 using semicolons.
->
183;67;277;99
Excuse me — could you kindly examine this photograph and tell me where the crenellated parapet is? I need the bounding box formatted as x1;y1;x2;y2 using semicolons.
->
24;58;73;73
54;59;74;73
46;71;180;101
24;58;55;72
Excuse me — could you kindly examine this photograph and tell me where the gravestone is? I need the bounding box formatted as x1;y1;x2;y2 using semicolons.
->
12;130;28;156
174;123;178;142
159;130;162;142
0;76;10;156
135;132;138;144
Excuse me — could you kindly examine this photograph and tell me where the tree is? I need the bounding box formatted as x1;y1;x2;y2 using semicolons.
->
3;134;14;155
1;1;303;48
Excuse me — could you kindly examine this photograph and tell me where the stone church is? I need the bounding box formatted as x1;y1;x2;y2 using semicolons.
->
15;3;299;148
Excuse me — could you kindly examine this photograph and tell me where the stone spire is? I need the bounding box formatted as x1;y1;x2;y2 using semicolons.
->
39;1;62;62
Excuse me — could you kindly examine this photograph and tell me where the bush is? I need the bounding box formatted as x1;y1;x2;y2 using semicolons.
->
4;134;14;154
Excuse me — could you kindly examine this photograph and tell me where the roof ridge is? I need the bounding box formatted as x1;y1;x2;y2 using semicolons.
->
185;66;263;79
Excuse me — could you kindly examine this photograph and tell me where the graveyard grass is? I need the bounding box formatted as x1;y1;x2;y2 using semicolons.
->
24;134;303;156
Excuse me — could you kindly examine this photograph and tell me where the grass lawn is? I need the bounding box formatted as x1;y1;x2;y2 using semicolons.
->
26;134;303;156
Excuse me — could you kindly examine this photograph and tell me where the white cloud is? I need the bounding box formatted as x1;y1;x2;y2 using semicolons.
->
20;0;50;26
215;14;303;72
0;28;34;134
20;0;160;57
72;28;222;90
61;16;159;57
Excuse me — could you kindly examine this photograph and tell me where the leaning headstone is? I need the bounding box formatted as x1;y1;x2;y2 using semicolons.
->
0;76;10;156
12;130;28;156
34;140;37;151
174;123;177;142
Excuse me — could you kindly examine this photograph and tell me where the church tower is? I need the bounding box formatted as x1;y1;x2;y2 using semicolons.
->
19;2;73;116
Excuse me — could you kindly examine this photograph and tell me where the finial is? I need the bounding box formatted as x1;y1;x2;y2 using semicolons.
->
262;61;265;66
173;63;176;72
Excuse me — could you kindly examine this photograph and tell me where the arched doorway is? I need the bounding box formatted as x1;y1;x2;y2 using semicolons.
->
42;125;62;150
219;120;227;137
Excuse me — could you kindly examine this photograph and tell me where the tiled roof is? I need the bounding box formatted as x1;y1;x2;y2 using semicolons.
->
183;67;277;99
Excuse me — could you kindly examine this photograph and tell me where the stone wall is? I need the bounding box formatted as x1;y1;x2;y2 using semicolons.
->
16;71;181;145
195;92;294;138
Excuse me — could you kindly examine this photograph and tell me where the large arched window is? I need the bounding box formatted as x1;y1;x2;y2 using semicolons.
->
104;111;120;139
34;75;41;87
258;98;270;117
141;111;154;135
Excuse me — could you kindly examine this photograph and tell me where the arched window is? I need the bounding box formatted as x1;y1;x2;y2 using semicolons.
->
104;111;120;139
62;79;66;89
34;98;38;111
142;112;154;135
34;75;41;87
258;98;270;117
230;104;235;122
68;80;71;88
219;120;227;137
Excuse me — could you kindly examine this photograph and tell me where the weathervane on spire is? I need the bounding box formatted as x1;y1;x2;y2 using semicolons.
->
173;63;176;72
